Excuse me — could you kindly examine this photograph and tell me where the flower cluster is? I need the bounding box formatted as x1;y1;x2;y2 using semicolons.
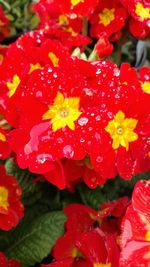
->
0;165;24;230
40;177;150;267
0;252;22;267
33;0;150;56
119;179;150;266
0;30;149;189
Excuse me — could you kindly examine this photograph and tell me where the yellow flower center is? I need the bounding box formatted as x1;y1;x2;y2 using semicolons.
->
105;110;138;151
71;0;84;6
29;63;41;74
64;26;77;37
99;8;115;26
48;52;59;67
141;81;150;94
94;263;111;267
59;15;69;25
0;132;6;142
145;230;150;241
0;186;9;210
6;74;20;98
135;3;150;20
42;91;82;132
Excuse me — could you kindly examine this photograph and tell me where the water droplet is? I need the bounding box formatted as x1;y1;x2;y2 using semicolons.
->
88;127;93;131
83;88;93;96
95;132;101;140
57;138;63;144
96;156;103;163
36;91;43;97
37;153;53;164
53;73;58;78
113;68;120;77
96;115;101;121
78;117;89;126
63;145;74;158
80;138;85;143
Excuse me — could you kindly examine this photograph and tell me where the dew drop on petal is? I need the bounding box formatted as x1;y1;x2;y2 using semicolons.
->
37;153;53;164
36;91;43;97
113;68;120;77
96;115;101;121
78;117;89;126
63;145;74;158
88;127;93;131
96;156;103;163
57;138;63;144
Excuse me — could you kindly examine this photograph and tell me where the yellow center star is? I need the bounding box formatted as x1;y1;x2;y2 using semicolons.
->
0;186;9;210
28;63;41;74
94;263;111;267
145;230;150;241
141;81;150;94
135;3;150;20
105;110;138;151
59;15;69;25
0;132;6;142
71;0;84;6
99;8;115;26
48;52;59;67
42;91;82;132
6;74;21;98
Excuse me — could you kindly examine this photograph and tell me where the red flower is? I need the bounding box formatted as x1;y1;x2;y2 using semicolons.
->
0;165;24;230
0;252;22;267
8;59;92;188
75;230;119;267
7;58;150;187
55;0;99;17
119;179;150;266
0;31;70;128
127;0;150;38
76;61;150;181
138;66;150;95
98;197;129;235
90;0;127;38
93;36;114;58
64;204;97;232
33;0;91;50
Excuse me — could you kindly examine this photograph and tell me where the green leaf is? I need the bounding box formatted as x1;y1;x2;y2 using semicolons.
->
78;184;106;210
5;158;42;206
5;211;66;267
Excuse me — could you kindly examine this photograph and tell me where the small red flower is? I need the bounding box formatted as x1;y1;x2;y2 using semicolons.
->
119;179;150;266
0;252;22;267
90;0;127;38
127;0;150;38
55;0;99;17
138;66;150;95
0;165;24;230
0;31;70;128
93;36;114;58
75;230;119;267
